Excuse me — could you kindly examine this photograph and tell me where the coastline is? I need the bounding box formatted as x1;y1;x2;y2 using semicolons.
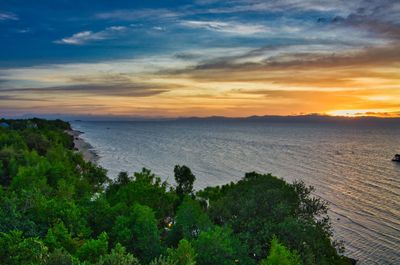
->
66;129;99;164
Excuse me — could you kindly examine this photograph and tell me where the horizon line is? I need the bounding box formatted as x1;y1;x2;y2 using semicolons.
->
3;113;400;122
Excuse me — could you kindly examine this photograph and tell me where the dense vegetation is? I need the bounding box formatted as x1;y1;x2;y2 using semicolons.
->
0;118;352;264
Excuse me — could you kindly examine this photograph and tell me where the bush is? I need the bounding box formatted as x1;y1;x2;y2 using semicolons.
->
260;237;302;265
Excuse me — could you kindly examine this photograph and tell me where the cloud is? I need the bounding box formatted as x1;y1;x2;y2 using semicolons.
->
342;15;400;40
180;20;268;35
95;8;179;21
150;43;400;95
175;43;400;75
55;26;127;45
352;111;400;117
0;83;170;97
192;0;363;16
152;26;165;31
0;12;18;21
315;1;400;40
0;95;50;102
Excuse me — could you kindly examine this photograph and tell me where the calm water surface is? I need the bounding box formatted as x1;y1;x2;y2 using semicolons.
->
72;120;400;265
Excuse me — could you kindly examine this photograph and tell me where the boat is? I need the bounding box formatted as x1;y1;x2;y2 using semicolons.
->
392;154;400;162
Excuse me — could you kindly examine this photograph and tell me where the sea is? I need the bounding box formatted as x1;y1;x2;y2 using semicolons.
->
71;119;400;265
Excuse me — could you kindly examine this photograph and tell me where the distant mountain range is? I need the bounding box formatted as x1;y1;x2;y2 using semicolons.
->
174;115;400;125
4;113;400;124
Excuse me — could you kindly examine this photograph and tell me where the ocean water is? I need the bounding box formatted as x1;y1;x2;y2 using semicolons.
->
71;120;400;264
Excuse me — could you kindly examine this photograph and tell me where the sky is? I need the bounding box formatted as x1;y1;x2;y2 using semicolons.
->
0;0;399;118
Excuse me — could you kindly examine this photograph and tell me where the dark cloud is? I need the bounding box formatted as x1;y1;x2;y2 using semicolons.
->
353;111;400;117
67;73;133;84
0;95;50;101
174;52;202;60
168;43;400;77
152;42;400;91
95;8;180;21
346;17;400;40
0;83;170;97
315;0;400;40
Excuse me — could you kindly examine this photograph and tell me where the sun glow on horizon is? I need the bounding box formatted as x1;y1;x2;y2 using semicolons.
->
327;109;400;118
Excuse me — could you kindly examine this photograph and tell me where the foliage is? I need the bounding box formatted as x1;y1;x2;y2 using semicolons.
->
167;197;212;246
111;203;161;263
46;248;74;265
0;230;48;265
149;255;177;265
167;239;196;265
44;221;78;253
76;232;109;264
0;119;351;265
202;172;347;264
174;165;195;199
106;168;177;221
97;243;140;265
193;226;254;265
260;236;302;265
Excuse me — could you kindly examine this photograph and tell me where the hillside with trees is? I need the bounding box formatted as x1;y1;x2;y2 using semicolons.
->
0;118;353;264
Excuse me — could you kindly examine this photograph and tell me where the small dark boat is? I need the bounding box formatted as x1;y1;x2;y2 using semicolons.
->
392;154;400;162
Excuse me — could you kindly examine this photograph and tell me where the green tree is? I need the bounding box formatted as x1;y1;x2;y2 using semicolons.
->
97;243;140;265
44;221;78;253
168;197;212;246
46;248;74;265
81;163;109;192
204;172;344;264
106;168;177;221
260;237;302;265
22;130;50;156
77;232;109;264
0;230;48;265
0;192;37;236
193;227;253;265
112;203;161;263
174;165;195;198
116;171;130;185
149;255;177;265
167;239;196;265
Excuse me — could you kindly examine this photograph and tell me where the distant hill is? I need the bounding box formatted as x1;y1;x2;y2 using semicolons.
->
174;114;400;125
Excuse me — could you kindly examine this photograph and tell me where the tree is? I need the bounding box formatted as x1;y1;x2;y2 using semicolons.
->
46;248;74;265
168;197;212;246
167;239;196;265
0;230;49;265
193;227;253;265
260;236;302;265
77;232;109;264
174;165;195;198
0;192;37;236
106;168;177;221
22;130;50;156
149;255;177;265
112;203;161;263
97;243;140;265
204;172;344;264
81;163;109;192
116;171;130;185
44;221;78;253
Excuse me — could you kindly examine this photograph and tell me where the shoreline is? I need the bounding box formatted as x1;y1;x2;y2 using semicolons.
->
66;129;99;164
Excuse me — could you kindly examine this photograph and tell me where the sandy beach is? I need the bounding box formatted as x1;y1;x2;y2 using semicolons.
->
66;129;99;163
